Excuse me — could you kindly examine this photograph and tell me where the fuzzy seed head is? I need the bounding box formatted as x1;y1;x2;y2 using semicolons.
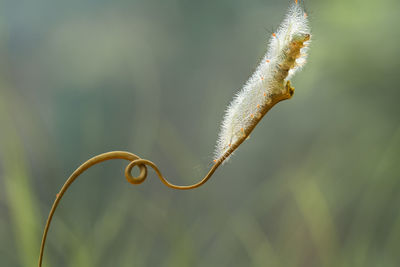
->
214;2;311;162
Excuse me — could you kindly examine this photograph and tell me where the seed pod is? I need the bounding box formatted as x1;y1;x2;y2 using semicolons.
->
214;2;311;162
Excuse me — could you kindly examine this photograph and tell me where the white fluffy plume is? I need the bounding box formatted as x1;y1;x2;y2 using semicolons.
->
214;2;311;162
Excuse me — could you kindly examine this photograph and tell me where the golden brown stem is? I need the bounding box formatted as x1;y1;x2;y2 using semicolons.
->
38;83;293;266
38;151;221;266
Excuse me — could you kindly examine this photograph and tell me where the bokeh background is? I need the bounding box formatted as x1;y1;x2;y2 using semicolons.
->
1;0;399;266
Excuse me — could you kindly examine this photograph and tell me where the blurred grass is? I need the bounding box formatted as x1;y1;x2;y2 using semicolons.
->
1;0;400;266
0;87;41;266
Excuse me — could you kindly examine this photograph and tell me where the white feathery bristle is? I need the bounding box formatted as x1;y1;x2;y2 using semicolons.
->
214;2;311;162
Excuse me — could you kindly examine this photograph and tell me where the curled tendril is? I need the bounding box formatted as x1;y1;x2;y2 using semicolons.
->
125;158;221;189
38;151;223;267
38;82;294;267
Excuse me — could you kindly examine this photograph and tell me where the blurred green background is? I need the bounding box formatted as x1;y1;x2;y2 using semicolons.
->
1;0;399;266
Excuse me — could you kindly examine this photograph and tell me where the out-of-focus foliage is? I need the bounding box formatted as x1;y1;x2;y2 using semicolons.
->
0;0;399;266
